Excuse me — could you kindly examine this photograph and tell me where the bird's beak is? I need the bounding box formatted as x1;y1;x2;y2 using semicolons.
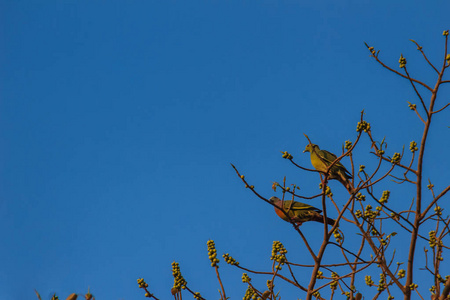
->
302;150;306;153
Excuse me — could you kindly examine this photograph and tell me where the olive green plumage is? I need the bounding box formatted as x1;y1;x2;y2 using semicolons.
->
303;144;354;193
269;196;335;226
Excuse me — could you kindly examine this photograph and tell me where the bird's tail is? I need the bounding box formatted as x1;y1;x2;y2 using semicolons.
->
337;172;355;195
311;213;336;226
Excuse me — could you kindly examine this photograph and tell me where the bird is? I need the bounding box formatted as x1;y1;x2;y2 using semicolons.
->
303;143;354;193
269;196;336;226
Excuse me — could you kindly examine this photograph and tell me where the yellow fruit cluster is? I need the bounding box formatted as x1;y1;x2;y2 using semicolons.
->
243;286;257;300
334;229;342;243
319;183;333;197
429;230;437;247
223;253;239;266
390;212;400;221
399;54;407;68
364;205;380;221
356;192;366;201
436;274;447;284
137;278;149;289
137;278;152;298
434;206;442;216
409;141;418;152
281;151;293;159
331;272;339;279
356;120;371;132
316;270;324;279
379;190;390;204
270;241;287;269
430;285;436;294
407;101;416;110
242;273;251;283
391;153;401;164
365;275;374;286
172;262;187;291
207;240;219;267
344;140;352;150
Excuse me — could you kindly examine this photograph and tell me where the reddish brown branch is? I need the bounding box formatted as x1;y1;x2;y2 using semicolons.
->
404;66;429;116
410;39;439;74
366;45;433;92
432;102;450;114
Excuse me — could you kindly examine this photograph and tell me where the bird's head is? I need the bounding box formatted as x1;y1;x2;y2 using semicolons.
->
269;196;281;204
303;144;318;153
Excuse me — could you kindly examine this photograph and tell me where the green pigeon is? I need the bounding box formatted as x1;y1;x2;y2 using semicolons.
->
269;196;335;226
303;144;354;193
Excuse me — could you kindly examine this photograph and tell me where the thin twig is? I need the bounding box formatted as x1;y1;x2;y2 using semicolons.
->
410;39;440;74
432;102;450;114
214;266;226;300
367;47;433;92
404;66;429;116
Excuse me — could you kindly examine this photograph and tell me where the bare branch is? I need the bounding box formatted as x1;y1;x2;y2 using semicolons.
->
421;185;450;219
365;45;433;92
235;264;308;292
214;266;226;300
404;66;429;116
440;277;450;300
410;39;440;74
432;102;450;114
412;106;427;124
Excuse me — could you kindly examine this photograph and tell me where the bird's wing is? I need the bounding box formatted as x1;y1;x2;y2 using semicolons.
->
283;201;322;213
321;149;351;174
319;149;340;166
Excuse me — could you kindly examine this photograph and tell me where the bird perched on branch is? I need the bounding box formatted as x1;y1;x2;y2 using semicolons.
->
269;196;336;226
303;144;354;193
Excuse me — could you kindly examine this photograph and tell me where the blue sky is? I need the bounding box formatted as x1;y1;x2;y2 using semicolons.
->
1;1;449;299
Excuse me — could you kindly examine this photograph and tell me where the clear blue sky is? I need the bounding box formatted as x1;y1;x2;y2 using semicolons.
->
1;1;449;299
